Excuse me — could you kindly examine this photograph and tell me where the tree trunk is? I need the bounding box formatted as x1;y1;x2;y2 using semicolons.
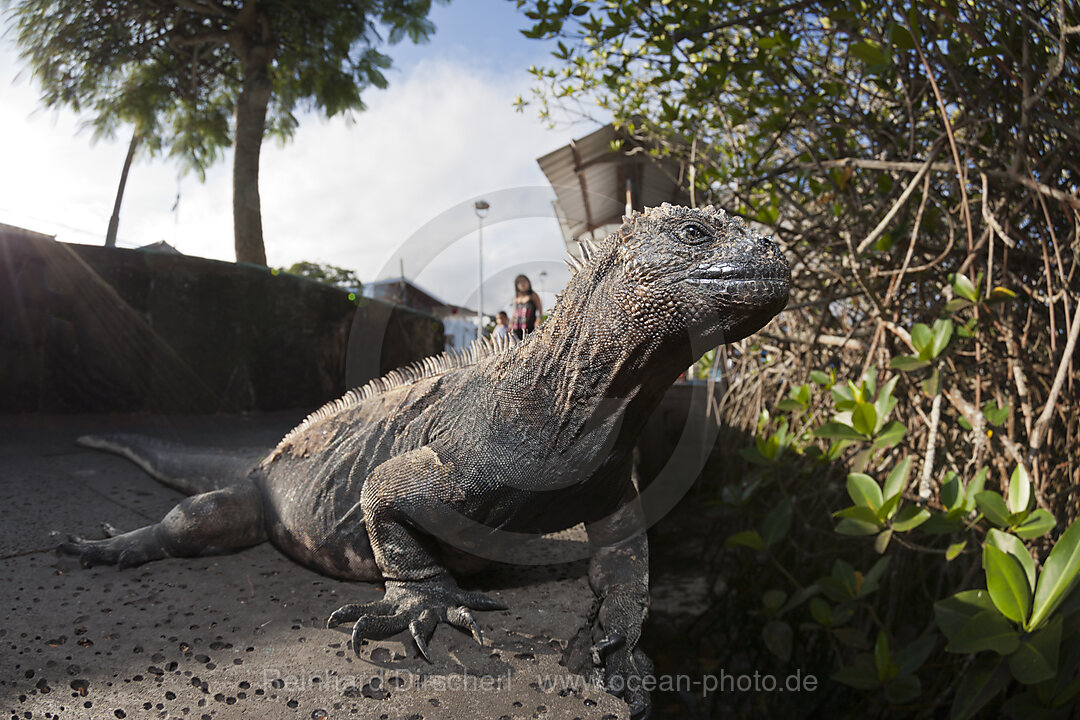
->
105;129;140;248
232;46;272;266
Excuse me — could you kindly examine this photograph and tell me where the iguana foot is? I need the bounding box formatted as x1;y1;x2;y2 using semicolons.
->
58;526;165;569
326;577;506;661
591;633;654;720
565;599;654;719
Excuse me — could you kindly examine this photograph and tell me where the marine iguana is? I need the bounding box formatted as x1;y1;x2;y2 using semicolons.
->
61;203;789;718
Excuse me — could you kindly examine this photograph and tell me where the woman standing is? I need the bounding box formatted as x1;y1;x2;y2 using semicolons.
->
510;274;542;339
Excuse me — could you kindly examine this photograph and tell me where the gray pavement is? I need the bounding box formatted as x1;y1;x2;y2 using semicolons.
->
0;414;626;720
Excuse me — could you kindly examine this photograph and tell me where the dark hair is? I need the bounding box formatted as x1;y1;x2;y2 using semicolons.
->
514;274;532;292
497;311;509;320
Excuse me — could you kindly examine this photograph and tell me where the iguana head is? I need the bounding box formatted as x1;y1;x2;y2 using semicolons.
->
603;203;789;347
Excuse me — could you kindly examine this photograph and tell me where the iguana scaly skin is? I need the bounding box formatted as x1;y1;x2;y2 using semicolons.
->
61;204;789;718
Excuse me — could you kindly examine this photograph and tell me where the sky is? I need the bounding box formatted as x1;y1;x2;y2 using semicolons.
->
0;1;604;314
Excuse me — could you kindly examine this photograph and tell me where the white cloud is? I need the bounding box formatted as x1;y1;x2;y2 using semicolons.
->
0;40;593;308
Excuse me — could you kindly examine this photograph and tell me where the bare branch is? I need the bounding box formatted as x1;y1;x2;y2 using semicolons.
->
1024;0;1071;111
810;158;1080;210
855;144;940;254
1030;297;1080;451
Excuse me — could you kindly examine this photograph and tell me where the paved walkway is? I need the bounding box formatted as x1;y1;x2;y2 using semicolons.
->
0;414;626;719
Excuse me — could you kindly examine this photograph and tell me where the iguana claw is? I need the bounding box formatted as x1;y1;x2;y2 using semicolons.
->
326;578;505;661
591;633;626;665
447;606;483;645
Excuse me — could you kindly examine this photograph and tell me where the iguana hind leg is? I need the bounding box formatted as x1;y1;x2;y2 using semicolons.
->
78;433;265;495
326;447;505;659
59;478;266;568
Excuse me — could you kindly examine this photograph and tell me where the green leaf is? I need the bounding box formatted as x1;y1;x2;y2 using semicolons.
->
911;323;932;354
950;656;1009;720
778;583;819;616
883;457;913;500
922;366;941;396
982;400;1009;427
890;355;930;371
1030;518;1080;630
874;375;899;419
1008;614;1062;684
986;529;1036;591
945;297;973;313
814;421;866;440
760;498;793;547
831;382;856;408
888;22;916;50
833;560;859;595
836;517;882;536
1001;692;1054;718
872;420;907;449
832;654;881;690
851;401;877;436
794;384;811;405
921;512;964;534
850;39;890;67
762;589;787;614
989;286;1017;302
952;272;979;302
810;597;832;626
1015;509;1056;540
877;492;902;522
874;528;893;553
946;540;968;561
895;634;937;676
935;589;997;641
847;472;883;510
976;491;1012;527
983;545;1032;626
739;444;772;466
885;674;922;704
1008;465;1032;514
818;576;851;603
964;468;989;512
930;318;954;358
892;505;930;531
941;471;963;511
776;398;803;411
762;620;793;662
725;529;765;550
874;631;897;682
834;504;884;525
945;609;1021;655
810;369;831;386
859;556;891;597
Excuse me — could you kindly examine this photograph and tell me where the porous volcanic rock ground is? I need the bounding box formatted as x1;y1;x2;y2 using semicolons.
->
0;414;627;720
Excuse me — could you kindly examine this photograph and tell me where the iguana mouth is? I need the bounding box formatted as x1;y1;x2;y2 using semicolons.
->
687;263;789;284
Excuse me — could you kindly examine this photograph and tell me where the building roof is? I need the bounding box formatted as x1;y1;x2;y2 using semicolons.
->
536;123;690;247
0;222;55;243
363;278;474;318
137;240;183;255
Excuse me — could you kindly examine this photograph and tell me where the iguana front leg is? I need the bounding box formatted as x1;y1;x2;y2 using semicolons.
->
567;484;654;719
325;447;505;660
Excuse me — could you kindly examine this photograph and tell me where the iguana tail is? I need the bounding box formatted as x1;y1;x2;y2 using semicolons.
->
77;434;265;495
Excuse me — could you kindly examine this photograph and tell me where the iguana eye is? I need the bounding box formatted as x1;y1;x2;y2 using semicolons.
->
677;221;710;244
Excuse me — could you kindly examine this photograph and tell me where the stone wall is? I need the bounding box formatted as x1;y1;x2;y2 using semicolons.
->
0;232;444;413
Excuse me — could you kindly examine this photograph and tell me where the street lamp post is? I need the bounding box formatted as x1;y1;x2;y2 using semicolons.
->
474;200;490;341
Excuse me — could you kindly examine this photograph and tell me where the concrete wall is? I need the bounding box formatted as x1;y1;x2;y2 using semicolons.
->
0;232;444;413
